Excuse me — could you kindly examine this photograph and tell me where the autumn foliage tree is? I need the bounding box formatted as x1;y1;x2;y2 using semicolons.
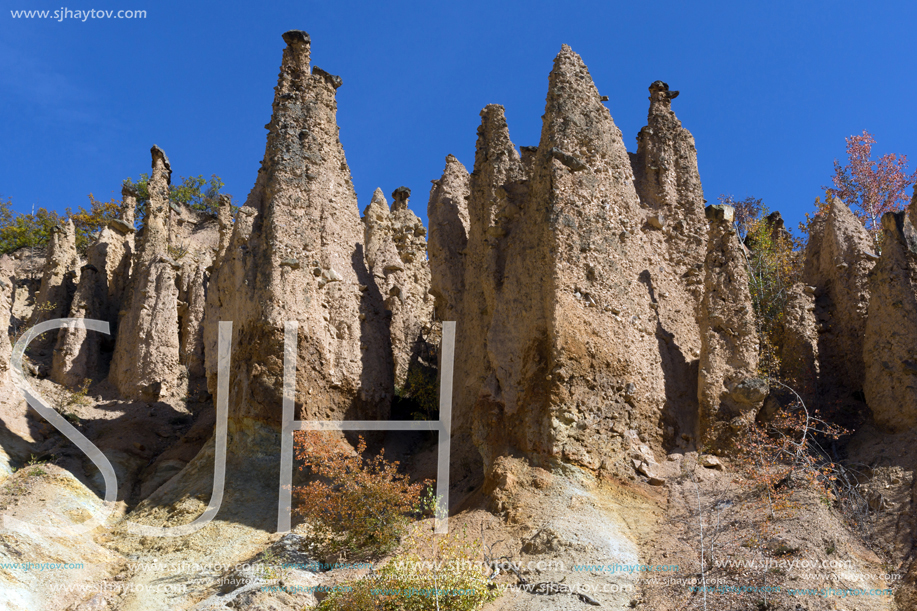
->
744;210;803;379
69;195;122;252
824;130;917;249
293;432;429;559
718;194;764;240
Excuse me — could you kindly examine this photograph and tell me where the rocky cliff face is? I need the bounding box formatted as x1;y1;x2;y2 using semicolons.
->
863;208;917;431
361;187;435;388
776;282;819;395
632;80;708;310
456;46;710;484
203;30;391;444
454;104;528;450
0;255;14;388
32;219;80;330
51;191;135;388
803;197;875;401
697;204;764;450
427;155;470;323
7;30;917;611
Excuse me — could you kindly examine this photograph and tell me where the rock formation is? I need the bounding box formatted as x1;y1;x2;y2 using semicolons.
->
361;187;435;388
776;283;819;394
214;194;233;264
451;46;709;484
203;30;391;444
427;155;470;322
31;219;80;328
0;255;14;388
803;197;875;402
457;103;528;457
109;146;183;401
863;208;917;431
697;204;765;450
51;190;136;387
632;80;708;309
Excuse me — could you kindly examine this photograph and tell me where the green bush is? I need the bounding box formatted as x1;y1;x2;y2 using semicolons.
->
123;173;229;222
0;198;61;254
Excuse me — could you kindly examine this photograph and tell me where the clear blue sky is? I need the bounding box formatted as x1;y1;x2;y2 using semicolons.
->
2;1;916;235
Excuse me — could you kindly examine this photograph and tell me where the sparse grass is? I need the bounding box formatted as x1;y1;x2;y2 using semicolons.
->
255;547;287;582
67;378;92;407
168;242;189;260
316;528;502;611
34;300;57;314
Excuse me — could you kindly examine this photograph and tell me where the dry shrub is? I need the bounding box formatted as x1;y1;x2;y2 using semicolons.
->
317;528;501;611
293;431;428;559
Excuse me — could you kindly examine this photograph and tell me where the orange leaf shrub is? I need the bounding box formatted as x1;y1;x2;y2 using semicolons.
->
293;432;429;559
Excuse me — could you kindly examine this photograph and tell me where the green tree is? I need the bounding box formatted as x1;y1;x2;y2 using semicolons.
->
742;206;803;379
294;431;429;559
67;195;122;252
0;173;230;256
0;198;62;254
123;173;228;222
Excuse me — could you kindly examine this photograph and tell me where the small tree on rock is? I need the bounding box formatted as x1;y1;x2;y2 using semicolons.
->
824;130;917;249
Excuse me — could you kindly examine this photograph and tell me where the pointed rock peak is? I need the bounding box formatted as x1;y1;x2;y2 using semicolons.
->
549;43;592;87
479;104;510;138
430;156;470;209
541;44;617;157
474;104;520;170
442;154;468;177
391;186;411;212
120;185;137;226
61;218;76;239
363;187;390;219
827;196;859;224
371;187;388;206
150;145;171;185
217;193;233;222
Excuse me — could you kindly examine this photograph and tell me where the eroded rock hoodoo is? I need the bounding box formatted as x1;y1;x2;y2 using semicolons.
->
461;47;710;484
632;80;708;309
697;204;764;450
361;187;435;389
803;197;875;404
427;155;470;323
203;30;392;444
109;146;183;401
31;219;80;333
51;188;136;388
863;207;917;431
